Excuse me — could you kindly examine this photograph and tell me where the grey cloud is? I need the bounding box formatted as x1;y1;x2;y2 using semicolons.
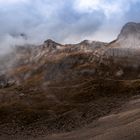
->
0;0;105;45
0;0;140;54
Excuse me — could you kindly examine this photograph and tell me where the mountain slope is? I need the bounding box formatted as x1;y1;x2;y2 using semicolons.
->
45;96;140;140
0;22;140;139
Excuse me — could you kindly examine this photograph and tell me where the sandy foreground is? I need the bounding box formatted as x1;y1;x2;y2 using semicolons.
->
42;96;140;140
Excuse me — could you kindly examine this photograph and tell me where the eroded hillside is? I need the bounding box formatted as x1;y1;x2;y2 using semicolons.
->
0;22;140;139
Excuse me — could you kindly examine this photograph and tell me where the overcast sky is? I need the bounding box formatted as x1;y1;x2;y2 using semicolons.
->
0;0;140;47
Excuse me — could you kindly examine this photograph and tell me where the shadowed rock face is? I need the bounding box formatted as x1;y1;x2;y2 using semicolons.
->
0;22;140;139
43;39;62;50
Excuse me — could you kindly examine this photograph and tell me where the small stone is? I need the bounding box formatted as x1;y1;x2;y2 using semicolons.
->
19;93;25;97
116;69;124;77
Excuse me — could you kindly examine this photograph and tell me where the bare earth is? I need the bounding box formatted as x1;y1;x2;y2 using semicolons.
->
43;96;140;140
0;96;139;140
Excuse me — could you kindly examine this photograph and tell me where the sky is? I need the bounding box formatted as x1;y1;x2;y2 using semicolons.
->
0;0;140;52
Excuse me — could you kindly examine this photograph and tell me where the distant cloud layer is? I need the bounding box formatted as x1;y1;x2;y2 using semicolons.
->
0;0;140;53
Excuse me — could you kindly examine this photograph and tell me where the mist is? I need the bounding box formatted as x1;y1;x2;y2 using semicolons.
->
0;0;140;55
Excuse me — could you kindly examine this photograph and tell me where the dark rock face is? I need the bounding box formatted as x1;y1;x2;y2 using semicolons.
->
43;39;62;50
0;75;8;88
0;75;15;88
